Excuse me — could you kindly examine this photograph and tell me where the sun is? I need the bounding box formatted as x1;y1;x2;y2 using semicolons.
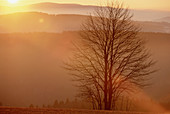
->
7;0;18;4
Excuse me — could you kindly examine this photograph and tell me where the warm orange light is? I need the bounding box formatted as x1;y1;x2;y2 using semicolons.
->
7;0;18;4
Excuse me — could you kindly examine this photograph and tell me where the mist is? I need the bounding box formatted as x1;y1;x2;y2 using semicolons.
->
0;32;170;108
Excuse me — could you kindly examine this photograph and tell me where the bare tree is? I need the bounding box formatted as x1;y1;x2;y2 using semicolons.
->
65;0;155;110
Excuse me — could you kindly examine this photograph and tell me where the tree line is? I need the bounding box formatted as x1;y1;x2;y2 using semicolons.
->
28;97;167;112
29;98;91;109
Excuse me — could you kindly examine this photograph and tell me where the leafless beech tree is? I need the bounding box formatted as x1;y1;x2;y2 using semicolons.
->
65;1;155;110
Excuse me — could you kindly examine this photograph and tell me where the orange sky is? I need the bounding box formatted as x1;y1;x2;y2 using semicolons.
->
0;0;170;11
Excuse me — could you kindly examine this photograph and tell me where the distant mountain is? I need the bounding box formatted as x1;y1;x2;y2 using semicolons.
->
0;12;170;33
0;2;170;21
0;2;96;15
155;16;170;23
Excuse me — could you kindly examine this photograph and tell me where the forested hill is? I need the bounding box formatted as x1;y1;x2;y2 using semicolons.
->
0;12;170;33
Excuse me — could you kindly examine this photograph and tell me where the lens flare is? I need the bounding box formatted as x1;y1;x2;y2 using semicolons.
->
7;0;18;4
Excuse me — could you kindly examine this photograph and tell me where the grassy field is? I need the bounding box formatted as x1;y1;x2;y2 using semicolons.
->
0;107;168;114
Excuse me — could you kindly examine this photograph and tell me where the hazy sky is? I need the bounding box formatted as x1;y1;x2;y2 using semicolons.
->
0;0;170;11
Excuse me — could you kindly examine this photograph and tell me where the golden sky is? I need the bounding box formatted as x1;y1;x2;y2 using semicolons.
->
0;0;170;11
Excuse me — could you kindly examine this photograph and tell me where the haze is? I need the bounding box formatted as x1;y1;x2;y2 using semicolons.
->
0;0;170;112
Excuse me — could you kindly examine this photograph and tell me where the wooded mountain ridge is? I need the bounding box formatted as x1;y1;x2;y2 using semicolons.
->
1;2;170;22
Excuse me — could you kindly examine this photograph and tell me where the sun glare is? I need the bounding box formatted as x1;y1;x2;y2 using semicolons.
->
7;0;18;4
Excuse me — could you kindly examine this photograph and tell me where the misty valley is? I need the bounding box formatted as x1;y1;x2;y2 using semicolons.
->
0;32;170;111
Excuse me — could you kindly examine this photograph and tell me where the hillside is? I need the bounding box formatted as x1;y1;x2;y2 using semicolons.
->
155;16;170;23
0;32;170;107
0;2;170;21
0;12;170;33
0;12;87;33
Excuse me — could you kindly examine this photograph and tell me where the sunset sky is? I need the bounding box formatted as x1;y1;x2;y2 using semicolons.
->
0;0;170;11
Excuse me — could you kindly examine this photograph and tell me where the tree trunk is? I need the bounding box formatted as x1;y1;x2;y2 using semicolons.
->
104;72;108;110
104;53;108;110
